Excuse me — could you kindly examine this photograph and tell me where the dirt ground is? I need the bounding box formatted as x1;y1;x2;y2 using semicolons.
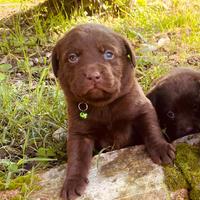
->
0;1;44;20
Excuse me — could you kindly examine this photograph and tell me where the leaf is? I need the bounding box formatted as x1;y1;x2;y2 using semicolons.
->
0;63;12;73
0;72;7;81
5;171;12;189
36;147;56;158
7;163;18;173
0;159;14;167
17;157;57;166
139;44;158;53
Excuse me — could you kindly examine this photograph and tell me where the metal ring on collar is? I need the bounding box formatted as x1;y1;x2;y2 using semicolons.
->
78;102;88;112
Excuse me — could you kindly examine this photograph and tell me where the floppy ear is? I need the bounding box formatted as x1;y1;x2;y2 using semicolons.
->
146;87;158;109
52;46;59;77
122;38;136;68
196;80;200;98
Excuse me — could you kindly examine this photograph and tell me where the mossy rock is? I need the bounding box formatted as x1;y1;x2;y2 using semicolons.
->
164;165;189;191
164;143;200;200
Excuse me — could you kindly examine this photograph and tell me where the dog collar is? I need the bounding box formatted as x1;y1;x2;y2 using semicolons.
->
78;102;88;119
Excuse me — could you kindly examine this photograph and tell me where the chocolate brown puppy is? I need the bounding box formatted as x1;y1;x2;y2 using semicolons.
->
147;68;200;142
52;24;175;200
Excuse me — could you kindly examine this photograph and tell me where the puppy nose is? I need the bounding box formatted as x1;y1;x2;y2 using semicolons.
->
185;126;193;133
86;71;101;82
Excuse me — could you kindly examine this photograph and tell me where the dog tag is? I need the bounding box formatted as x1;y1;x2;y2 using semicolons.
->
80;112;88;119
78;102;88;120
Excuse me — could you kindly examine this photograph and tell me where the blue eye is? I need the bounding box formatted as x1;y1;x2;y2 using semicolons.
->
68;53;79;63
103;50;114;60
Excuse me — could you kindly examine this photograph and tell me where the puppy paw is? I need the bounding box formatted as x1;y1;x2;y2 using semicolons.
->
60;176;88;200
147;141;176;165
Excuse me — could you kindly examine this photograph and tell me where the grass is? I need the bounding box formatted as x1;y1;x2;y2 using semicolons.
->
0;0;200;198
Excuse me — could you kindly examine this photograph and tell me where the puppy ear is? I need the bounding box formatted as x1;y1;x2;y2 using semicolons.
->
196;80;200;98
123;38;136;68
146;87;157;108
52;46;59;77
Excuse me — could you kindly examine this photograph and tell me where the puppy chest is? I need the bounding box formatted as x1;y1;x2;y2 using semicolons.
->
93;120;134;149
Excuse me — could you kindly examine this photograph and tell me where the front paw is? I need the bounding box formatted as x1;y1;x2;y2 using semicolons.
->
146;141;175;165
60;176;88;200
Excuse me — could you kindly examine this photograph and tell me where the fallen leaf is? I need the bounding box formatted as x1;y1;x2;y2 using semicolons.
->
0;63;12;73
0;72;7;81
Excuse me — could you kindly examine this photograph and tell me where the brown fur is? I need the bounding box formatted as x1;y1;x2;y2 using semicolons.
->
147;68;200;141
52;24;175;200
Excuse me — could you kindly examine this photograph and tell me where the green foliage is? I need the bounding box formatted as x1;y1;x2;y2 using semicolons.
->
175;144;200;200
164;165;189;191
164;143;200;200
0;172;40;199
0;0;200;198
137;66;169;93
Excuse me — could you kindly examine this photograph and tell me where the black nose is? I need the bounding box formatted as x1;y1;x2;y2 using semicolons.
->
185;126;193;133
86;71;101;82
180;126;193;135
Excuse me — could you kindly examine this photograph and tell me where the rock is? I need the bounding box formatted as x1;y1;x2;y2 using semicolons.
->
139;43;158;53
45;52;51;59
157;36;170;48
30;146;168;200
29;60;34;67
52;127;67;141
0;189;20;200
171;189;189;200
29;134;200;200
33;58;39;65
138;36;170;54
38;57;44;64
173;133;200;146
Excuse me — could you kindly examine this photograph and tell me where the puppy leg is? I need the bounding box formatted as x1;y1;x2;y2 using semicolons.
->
136;102;175;165
61;135;94;200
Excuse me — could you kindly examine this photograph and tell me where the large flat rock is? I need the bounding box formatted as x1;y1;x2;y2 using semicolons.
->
30;134;200;200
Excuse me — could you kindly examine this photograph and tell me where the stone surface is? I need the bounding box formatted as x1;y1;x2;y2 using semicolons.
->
30;134;200;200
173;133;200;146
0;189;20;200
52;127;67;141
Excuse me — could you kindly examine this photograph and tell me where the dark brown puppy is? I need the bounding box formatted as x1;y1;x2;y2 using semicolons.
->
52;24;175;200
147;68;200;142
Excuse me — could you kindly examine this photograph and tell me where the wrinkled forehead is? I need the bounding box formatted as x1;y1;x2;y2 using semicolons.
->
156;81;198;110
59;26;122;53
176;92;200;106
166;88;200;112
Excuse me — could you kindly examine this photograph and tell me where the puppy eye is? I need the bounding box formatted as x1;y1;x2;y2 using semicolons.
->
167;111;175;119
104;50;114;60
68;53;79;63
193;104;199;111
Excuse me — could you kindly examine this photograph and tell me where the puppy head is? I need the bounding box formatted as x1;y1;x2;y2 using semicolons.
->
147;70;200;141
52;24;135;106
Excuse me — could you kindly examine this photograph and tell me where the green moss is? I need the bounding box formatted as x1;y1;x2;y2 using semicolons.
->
0;174;39;191
0;173;41;199
175;143;200;200
190;189;200;200
0;178;5;190
164;165;189;191
164;143;200;200
11;195;22;200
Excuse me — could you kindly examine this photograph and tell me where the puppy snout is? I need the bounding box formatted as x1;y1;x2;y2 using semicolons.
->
86;71;101;82
185;126;193;133
180;126;193;135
